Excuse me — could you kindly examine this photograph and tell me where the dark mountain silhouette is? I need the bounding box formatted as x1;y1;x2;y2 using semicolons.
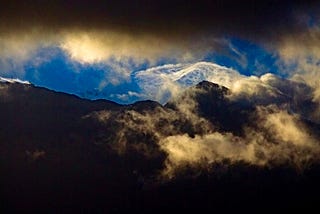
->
165;81;253;135
1;81;320;213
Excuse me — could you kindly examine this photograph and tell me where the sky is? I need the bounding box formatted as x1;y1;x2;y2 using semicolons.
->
1;0;320;104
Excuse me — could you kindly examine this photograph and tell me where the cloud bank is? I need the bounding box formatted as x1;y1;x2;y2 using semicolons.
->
87;71;320;178
1;0;318;38
0;1;319;78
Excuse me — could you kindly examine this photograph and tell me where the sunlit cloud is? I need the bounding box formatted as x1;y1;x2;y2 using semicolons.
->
0;30;57;76
272;25;320;120
89;81;320;178
59;30;222;65
0;28;226;87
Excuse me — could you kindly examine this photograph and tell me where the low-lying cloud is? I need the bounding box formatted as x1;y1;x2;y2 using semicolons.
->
88;73;320;178
160;104;320;178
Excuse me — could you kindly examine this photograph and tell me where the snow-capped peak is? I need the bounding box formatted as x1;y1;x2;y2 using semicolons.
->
167;62;234;81
0;77;30;84
135;61;242;89
134;61;243;103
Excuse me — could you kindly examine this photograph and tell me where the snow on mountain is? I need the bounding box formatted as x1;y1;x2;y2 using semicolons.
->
135;62;242;88
134;62;243;103
133;61;305;106
0;77;30;84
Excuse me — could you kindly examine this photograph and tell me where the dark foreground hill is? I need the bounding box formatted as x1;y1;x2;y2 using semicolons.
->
1;81;320;213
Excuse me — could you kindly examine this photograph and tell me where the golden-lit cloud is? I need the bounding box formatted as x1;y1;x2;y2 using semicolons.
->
261;108;315;146
72;31;229;65
273;26;320;120
60;30;192;64
88;78;320;178
160;105;320;178
0;30;57;75
159;133;257;177
276;27;320;62
0;28;223;77
1;0;318;76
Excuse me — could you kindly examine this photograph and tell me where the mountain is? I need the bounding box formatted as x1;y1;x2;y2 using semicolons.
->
135;62;241;88
1;80;320;213
74;62;241;104
134;61;242;103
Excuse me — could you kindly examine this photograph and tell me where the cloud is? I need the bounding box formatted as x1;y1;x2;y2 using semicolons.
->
0;28;226;81
60;30;209;65
1;0;318;40
160;105;320;178
276;27;320;62
111;91;147;102
0;1;319;95
0;30;57;76
88;73;320;178
227;73;320;124
87;89;212;155
159;133;257;177
258;106;316;146
227;42;248;69
1;1;319;77
134;61;317;114
272;26;320;120
0;29;219;88
229;75;284;100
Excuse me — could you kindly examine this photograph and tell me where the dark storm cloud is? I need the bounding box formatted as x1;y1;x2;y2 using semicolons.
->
1;0;320;90
0;0;319;39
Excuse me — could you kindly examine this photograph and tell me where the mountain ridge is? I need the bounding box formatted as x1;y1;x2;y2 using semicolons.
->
1;79;320;212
